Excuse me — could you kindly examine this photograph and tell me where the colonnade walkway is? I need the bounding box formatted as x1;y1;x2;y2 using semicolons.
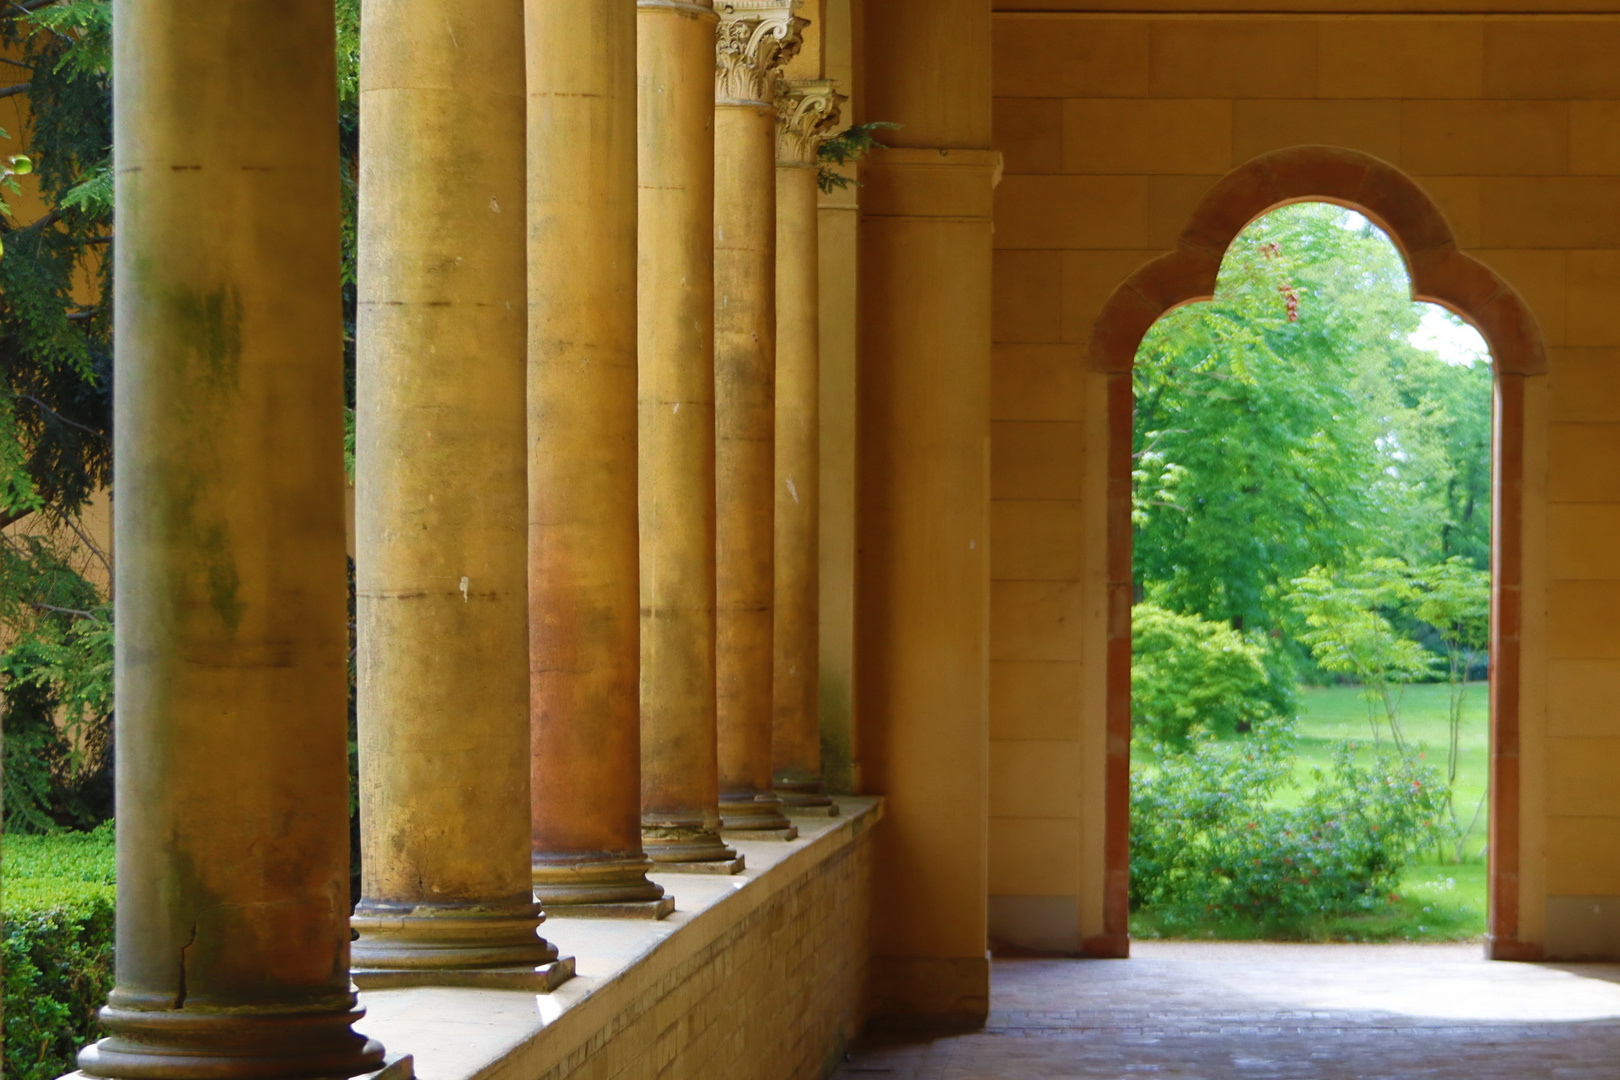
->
838;944;1620;1079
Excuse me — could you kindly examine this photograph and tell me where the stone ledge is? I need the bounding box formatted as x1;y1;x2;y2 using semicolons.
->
354;796;883;1080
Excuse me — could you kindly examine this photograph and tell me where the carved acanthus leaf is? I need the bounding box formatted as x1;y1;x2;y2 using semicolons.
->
715;1;805;106
775;78;845;166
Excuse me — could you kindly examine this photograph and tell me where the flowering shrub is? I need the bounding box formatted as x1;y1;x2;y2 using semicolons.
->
1130;726;1443;929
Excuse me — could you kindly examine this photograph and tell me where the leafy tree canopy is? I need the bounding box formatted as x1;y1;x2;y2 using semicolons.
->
1133;203;1493;640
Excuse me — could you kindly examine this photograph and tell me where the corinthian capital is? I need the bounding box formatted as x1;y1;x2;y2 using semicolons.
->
775;78;845;166
715;1;806;107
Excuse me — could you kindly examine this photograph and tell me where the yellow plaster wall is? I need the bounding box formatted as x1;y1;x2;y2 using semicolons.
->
989;12;1620;958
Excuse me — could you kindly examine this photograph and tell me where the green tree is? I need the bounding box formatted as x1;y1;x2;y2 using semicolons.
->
1286;560;1437;752
1133;204;1494;643
1131;603;1289;748
1;0;115;831
1413;557;1490;852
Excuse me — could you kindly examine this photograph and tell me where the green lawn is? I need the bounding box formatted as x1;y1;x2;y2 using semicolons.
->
1131;681;1491;943
1287;682;1490;860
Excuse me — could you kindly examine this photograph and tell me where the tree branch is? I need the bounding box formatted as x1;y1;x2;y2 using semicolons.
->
16;393;107;439
0;82;30;99
61;511;110;578
31;600;104;622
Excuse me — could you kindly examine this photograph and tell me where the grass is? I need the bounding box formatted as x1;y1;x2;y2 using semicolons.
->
1131;682;1490;943
1287;682;1490;860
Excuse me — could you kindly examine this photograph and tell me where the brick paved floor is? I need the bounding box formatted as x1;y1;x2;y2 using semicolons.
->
840;944;1620;1079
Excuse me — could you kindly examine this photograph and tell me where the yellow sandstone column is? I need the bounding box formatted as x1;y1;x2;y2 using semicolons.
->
772;78;844;814
859;0;996;1026
79;1;385;1074
638;0;742;871
713;0;803;840
528;0;672;917
349;0;571;988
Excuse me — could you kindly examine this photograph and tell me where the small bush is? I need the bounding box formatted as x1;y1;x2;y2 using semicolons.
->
1132;603;1290;747
1131;727;1442;931
3;824;115;1080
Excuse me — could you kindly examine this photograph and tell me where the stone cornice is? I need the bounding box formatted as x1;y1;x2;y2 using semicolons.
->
715;0;805;107
775;78;845;166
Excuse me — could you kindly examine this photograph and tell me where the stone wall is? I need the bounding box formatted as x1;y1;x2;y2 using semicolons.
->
538;835;872;1080
358;802;878;1080
986;10;1620;959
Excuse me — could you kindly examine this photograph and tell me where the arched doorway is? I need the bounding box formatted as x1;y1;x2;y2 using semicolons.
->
1088;147;1547;961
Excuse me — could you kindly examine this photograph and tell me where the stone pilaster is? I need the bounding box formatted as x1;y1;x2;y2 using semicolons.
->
349;0;571;990
772;79;844;814
529;0;672;917
78;1;385;1074
713;0;804;840
638;0;743;873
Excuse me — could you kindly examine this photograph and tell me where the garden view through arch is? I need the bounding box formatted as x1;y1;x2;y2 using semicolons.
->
1088;146;1545;961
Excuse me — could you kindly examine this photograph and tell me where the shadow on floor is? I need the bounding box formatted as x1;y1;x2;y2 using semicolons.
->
839;944;1620;1079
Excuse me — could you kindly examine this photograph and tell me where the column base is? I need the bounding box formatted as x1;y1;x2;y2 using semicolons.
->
353;957;576;992
783;803;840;817
74;1058;414;1080
650;855;747;874
533;852;669;907
541;896;678;919
719;791;797;834
351;897;559;976
642;821;740;866
368;1054;416;1080
78;999;385;1080
774;774;837;812
720;826;799;841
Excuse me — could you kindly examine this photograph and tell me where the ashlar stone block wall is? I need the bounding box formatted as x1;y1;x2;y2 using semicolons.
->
532;833;873;1080
987;10;1620;959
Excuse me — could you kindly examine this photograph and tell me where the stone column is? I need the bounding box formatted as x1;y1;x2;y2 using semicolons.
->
78;2;385;1075
638;0;742;872
772;79;844;814
859;0;995;1026
713;0;803;840
349;0;570;990
528;0;672;917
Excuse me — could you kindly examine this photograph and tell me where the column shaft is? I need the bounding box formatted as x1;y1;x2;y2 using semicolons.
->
638;0;739;868
714;10;798;836
351;0;566;989
81;1;383;1074
858;0;995;1025
773;81;843;811
528;0;668;913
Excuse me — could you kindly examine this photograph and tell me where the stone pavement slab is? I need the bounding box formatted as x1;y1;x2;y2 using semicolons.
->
839;943;1620;1079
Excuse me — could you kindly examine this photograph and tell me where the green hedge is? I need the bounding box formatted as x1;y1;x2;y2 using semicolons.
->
3;825;115;1080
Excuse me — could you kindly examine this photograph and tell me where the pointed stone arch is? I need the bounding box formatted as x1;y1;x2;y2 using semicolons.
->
1087;146;1543;962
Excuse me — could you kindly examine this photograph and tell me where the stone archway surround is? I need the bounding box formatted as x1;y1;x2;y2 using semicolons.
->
1087;146;1546;962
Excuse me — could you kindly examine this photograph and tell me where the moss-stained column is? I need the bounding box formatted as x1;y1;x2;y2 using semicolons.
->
79;1;385;1074
528;0;672;916
713;0;803;839
772;78;844;814
638;0;741;871
349;0;570;989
